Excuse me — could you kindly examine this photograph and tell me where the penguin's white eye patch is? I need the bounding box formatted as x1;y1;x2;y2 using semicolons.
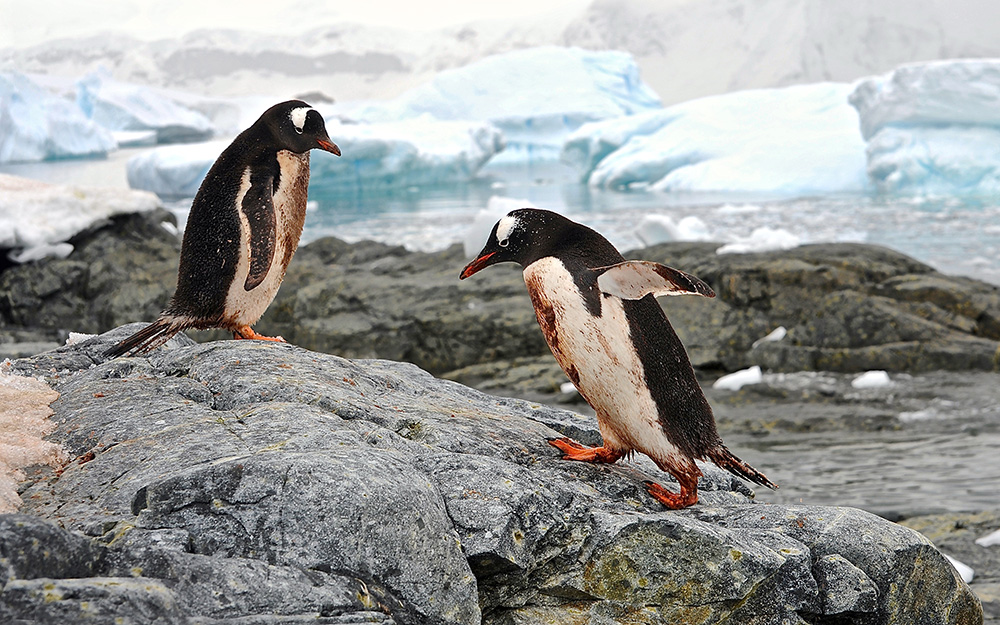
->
289;107;313;134
495;214;519;243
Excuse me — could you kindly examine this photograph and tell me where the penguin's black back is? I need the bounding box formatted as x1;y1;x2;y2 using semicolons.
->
166;126;282;321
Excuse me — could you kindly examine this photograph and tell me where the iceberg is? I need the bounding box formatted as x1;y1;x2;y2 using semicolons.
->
358;46;661;163
127;117;505;198
0;173;161;262
76;70;215;144
850;60;1000;195
0;72;117;163
563;83;870;195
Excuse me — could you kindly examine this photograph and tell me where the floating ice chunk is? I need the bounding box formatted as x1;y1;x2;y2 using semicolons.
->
712;366;762;391
0;173;160;261
360;46;661;163
943;554;974;583
634;215;711;246
716;227;801;255
752;326;787;348
464;196;531;257
975;528;1000;547
565;83;869;194
128;118;505;198
0;72;117;163
897;409;936;423
559;382;578;395
850;60;1000;195
716;203;762;215
851;370;892;389
77;70;215;143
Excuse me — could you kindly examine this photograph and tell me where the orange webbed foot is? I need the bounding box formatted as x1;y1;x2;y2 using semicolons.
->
644;480;698;510
547;437;624;464
233;326;286;342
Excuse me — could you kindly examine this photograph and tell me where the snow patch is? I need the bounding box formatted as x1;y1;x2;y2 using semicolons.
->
975;529;1000;547
634;215;711;246
752;327;787;348
716;227;801;255
712;366;763;391
944;554;974;583
851;370;892;389
0;173;161;261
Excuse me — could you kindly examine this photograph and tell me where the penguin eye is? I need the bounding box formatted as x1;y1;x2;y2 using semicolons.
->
498;238;509;248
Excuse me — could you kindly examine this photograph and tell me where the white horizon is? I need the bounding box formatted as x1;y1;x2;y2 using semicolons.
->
0;0;591;50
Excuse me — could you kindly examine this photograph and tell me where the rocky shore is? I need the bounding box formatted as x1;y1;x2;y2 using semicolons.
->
0;331;985;624
1;210;999;623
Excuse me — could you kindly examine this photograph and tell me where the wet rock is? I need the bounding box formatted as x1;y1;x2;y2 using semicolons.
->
0;329;983;624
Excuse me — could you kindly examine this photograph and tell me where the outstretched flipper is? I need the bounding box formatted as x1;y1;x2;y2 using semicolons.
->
103;317;189;358
595;260;715;300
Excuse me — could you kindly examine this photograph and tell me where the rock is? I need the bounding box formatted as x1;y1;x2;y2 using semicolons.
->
901;510;1000;624
1;211;998;374
0;329;983;624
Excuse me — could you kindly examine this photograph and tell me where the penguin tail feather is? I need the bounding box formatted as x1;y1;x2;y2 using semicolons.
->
103;317;189;359
707;445;778;490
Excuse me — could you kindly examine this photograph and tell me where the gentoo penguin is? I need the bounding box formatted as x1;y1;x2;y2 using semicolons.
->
105;100;340;358
460;208;777;509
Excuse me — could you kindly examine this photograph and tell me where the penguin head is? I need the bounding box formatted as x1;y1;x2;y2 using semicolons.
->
461;208;575;278
260;100;341;156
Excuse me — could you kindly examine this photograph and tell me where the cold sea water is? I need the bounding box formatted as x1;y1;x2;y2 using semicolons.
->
4;154;1000;518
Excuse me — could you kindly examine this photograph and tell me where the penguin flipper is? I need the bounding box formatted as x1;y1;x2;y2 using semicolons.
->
595;260;715;300
241;174;276;291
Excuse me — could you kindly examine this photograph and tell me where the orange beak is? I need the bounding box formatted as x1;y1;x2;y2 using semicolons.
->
459;252;496;279
317;138;341;156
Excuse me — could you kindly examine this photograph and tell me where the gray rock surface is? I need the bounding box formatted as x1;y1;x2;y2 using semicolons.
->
0;329;983;624
2;211;998;374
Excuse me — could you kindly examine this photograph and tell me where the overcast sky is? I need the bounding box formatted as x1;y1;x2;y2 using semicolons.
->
0;0;590;48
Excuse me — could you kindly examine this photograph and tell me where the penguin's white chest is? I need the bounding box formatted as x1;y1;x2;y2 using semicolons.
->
224;151;309;326
523;257;682;464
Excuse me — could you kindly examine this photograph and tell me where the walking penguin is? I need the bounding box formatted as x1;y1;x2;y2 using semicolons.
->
105;100;340;358
460;208;777;509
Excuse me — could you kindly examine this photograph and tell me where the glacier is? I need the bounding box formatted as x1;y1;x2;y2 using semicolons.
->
357;46;661;163
126;117;505;198
562;82;870;195
850;59;1000;195
0;72;117;164
0;173;161;262
76;70;216;144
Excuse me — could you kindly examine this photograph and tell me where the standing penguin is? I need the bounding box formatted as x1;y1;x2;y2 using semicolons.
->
105;100;340;358
460;208;776;509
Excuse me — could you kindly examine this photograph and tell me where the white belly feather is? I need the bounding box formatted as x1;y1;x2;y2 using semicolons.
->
523;257;685;467
224;151;308;326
